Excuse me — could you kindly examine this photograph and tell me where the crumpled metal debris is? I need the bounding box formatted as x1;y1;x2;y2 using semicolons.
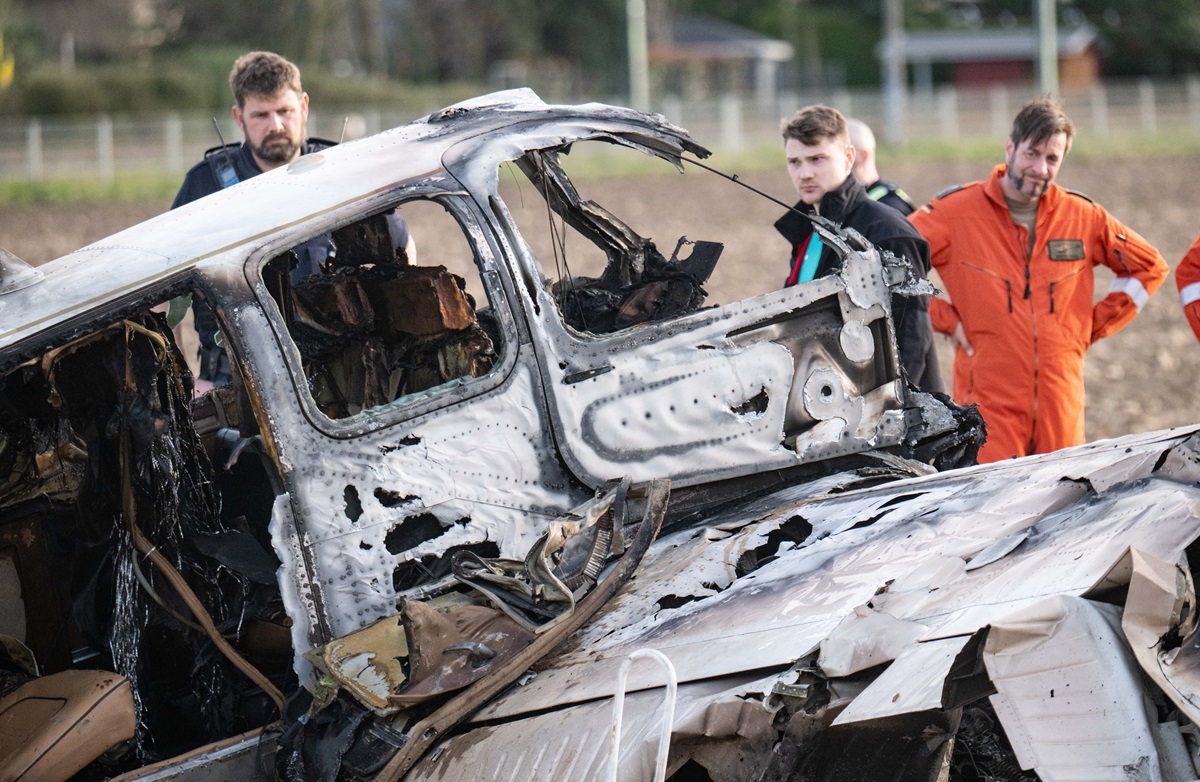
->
898;390;987;470
307;600;533;715
302;482;638;718
520;147;721;335
550;236;721;335
453;480;633;633
398;430;1200;782
277;480;669;781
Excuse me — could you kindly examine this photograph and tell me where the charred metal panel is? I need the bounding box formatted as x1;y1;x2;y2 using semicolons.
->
475;428;1200;722
220;192;588;661
495;221;909;489
985;597;1161;779
270;361;587;664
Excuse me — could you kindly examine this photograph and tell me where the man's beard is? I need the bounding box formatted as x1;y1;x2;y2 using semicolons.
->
253;133;300;165
1006;154;1048;199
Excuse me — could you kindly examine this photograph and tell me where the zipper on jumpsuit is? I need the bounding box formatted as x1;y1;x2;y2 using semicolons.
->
1019;219;1039;455
962;263;1014;312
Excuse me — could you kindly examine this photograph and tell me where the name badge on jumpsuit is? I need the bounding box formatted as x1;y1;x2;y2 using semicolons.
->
1047;239;1085;261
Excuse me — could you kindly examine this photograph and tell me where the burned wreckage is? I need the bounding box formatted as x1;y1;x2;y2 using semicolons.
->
0;90;1198;782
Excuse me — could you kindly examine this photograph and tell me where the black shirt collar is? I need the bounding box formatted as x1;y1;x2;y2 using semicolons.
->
774;173;867;245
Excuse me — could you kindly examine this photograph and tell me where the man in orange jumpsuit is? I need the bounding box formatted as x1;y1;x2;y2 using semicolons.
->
1177;233;1200;341
910;97;1168;463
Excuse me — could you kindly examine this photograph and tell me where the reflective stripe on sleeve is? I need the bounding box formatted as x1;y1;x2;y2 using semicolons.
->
1181;281;1200;307
1109;276;1149;309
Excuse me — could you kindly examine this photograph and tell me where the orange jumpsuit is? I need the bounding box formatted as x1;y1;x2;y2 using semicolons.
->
1177;233;1200;342
910;164;1167;463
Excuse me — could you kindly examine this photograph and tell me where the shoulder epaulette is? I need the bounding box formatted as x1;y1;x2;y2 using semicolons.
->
867;182;917;209
932;184;966;200
1063;187;1095;204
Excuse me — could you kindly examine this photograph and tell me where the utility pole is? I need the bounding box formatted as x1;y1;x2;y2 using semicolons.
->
1036;0;1059;94
627;0;650;112
881;0;906;144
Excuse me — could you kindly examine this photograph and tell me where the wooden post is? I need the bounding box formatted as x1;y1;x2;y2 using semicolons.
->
26;119;42;182
165;113;183;174
97;115;114;184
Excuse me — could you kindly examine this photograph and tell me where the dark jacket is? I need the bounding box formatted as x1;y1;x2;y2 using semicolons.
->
774;174;942;393
172;140;330;208
172;142;337;381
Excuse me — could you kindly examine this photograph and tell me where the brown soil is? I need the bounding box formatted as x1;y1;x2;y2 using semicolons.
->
1;154;1194;443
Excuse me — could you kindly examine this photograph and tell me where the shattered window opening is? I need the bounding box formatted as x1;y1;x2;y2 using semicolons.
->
258;196;508;424
501;139;784;338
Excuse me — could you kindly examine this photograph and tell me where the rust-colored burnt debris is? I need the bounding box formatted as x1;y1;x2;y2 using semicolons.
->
287;264;496;419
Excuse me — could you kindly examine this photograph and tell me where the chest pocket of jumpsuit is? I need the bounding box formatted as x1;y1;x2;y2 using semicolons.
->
1045;259;1091;350
961;261;1015;334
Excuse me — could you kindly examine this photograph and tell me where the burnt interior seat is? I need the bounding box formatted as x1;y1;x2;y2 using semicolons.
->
0;669;135;782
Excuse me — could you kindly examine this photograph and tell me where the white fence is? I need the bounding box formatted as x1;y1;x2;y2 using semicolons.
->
0;107;423;184
665;76;1200;152
1;77;1199;183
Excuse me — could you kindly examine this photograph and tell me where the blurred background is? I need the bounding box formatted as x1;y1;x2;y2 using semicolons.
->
0;0;1198;188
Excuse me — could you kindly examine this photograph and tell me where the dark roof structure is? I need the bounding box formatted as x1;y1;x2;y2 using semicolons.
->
650;16;793;63
880;23;1104;63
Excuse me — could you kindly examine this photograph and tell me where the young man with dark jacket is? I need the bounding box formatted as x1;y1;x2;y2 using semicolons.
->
775;105;941;393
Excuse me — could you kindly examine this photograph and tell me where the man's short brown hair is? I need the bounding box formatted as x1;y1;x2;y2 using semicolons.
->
229;51;302;108
1010;95;1075;153
781;105;849;146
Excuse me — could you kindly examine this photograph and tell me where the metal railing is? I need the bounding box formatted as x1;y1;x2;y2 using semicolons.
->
0;76;1197;183
607;648;677;782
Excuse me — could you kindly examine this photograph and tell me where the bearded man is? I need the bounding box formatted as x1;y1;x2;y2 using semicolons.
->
174;51;317;205
171;51;412;384
909;96;1167;462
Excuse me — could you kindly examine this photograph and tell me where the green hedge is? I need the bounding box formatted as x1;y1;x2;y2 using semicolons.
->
20;65;214;115
13;54;485;117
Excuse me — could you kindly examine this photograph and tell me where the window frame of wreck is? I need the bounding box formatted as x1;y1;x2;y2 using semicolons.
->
0;269;204;374
248;186;522;440
497;138;729;344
